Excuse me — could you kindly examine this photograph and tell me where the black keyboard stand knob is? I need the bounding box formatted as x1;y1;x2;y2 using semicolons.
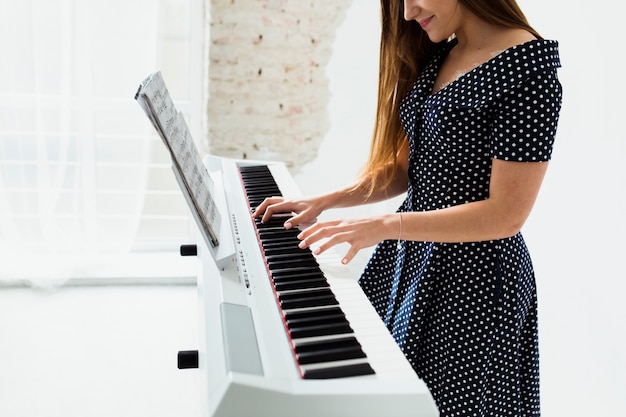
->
179;244;197;257
177;350;199;369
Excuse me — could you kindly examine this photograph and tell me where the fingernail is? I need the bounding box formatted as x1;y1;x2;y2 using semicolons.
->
313;248;321;255
298;241;306;249
341;258;348;264
284;222;292;230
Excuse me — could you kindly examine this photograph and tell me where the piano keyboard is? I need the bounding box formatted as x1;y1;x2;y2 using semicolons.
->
239;165;375;379
194;156;437;417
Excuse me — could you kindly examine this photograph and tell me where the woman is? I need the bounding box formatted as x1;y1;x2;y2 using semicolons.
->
255;0;562;415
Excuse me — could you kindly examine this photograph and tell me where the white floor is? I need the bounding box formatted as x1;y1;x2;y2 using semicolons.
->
0;285;200;417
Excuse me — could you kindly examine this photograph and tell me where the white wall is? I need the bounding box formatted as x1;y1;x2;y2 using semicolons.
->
296;1;626;415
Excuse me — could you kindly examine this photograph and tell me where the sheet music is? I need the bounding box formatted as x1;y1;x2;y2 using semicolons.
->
135;72;221;247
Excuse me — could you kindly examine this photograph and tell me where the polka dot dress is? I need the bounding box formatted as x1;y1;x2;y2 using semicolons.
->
358;39;562;416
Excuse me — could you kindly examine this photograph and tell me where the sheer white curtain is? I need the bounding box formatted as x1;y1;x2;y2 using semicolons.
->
0;0;196;285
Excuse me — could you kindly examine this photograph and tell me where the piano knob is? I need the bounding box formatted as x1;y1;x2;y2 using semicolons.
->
179;244;197;257
177;350;199;369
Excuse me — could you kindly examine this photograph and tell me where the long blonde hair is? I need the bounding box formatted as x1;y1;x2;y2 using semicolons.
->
360;0;541;195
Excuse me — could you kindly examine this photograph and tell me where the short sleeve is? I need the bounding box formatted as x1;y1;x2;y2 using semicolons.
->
491;70;563;162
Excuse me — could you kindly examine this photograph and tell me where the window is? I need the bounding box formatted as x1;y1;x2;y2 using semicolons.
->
0;0;205;284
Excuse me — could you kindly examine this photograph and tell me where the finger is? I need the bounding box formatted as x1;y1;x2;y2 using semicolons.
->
313;234;359;265
252;197;282;218
301;225;345;253
260;200;289;223
296;223;323;250
287;213;321;232
340;245;359;265
296;223;330;248
297;220;340;239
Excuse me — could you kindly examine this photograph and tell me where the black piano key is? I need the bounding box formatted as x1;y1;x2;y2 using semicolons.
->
265;251;316;260
239;165;270;172
303;363;375;379
295;336;366;365
267;259;319;270
238;164;376;379
270;266;324;276
286;309;353;337
265;250;315;259
262;245;305;255
271;267;321;278
279;288;338;309
260;237;302;247
257;222;293;232
271;271;325;282
257;233;297;242
289;321;354;339
247;188;280;194
255;219;290;229
264;250;311;259
255;224;291;232
267;258;319;269
273;278;329;291
257;230;301;240
284;307;346;324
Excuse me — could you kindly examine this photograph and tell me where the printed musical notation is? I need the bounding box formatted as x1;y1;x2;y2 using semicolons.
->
135;72;221;247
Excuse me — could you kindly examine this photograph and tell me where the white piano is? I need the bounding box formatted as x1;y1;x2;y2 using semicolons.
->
134;73;436;417
189;155;437;417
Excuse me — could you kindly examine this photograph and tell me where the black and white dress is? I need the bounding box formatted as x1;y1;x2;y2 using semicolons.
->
359;39;562;417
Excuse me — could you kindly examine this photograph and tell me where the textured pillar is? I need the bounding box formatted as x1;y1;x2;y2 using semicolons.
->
206;0;352;171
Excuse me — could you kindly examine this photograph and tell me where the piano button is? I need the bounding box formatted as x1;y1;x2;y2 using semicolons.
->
302;363;375;379
295;336;366;364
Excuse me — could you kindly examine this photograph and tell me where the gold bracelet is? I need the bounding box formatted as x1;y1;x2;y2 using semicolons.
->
398;212;403;241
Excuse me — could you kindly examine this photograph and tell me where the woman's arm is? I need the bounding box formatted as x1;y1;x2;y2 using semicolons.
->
297;159;549;263
253;138;411;226
400;159;549;242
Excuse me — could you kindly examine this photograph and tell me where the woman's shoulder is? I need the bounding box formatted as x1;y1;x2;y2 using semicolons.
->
497;38;561;72
424;39;561;108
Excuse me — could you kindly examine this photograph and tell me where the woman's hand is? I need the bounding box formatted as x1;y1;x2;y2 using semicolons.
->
296;214;398;265
252;195;327;230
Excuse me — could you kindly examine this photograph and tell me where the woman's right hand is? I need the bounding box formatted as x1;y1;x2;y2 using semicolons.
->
252;195;327;230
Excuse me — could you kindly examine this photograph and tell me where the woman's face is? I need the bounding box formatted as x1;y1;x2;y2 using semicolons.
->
403;0;464;42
